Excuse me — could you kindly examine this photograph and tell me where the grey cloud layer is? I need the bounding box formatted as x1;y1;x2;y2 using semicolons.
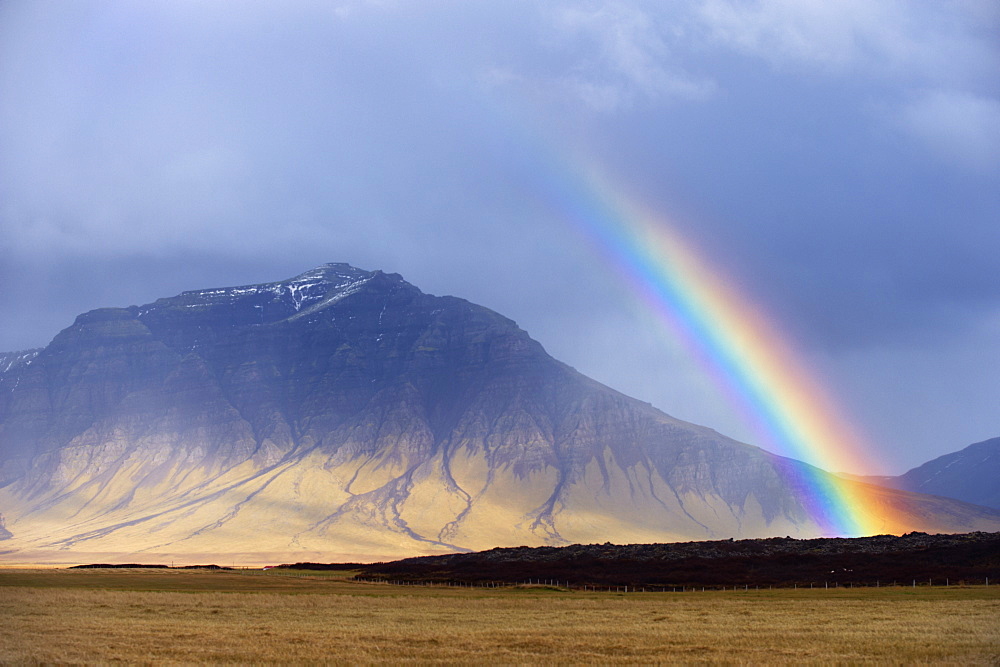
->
1;0;997;471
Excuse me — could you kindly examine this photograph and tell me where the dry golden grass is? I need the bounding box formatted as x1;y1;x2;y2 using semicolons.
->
1;569;998;663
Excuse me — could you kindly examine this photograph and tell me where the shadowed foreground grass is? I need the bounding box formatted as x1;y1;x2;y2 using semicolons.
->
1;569;998;663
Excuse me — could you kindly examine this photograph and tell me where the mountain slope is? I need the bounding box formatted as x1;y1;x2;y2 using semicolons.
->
1;264;998;564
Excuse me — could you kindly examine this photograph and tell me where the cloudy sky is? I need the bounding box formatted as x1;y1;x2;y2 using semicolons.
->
1;0;998;474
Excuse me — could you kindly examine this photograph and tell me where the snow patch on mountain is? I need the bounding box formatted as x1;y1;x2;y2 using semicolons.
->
133;264;378;323
0;349;40;376
287;276;373;321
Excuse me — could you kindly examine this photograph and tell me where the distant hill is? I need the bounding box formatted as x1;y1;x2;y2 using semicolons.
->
877;438;999;511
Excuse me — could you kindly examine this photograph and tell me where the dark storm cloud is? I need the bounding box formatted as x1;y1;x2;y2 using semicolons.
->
1;1;998;472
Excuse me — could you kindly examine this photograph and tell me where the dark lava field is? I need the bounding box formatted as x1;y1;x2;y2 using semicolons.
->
284;531;1000;589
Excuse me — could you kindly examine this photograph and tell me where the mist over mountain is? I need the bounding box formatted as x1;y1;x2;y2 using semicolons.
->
1;264;998;564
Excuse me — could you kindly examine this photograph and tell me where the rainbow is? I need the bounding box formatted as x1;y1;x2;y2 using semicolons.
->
538;163;907;537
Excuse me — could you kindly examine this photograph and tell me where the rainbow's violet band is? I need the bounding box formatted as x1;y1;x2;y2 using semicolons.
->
544;165;900;537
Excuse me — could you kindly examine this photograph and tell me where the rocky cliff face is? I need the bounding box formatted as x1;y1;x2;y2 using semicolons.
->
1;264;998;564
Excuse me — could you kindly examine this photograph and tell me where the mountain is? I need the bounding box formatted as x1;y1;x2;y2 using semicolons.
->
1;264;999;565
853;438;999;511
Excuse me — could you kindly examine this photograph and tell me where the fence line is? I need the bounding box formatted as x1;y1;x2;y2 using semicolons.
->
321;574;995;592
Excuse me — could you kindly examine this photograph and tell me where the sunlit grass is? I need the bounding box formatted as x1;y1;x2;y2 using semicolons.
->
1;569;998;663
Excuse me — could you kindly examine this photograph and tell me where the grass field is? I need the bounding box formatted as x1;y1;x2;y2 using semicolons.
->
1;568;998;663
